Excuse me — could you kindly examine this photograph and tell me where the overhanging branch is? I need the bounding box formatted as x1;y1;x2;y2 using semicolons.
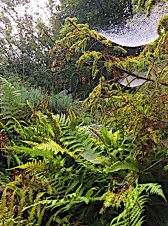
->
116;66;168;87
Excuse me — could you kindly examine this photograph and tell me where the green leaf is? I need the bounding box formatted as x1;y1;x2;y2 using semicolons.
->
104;157;139;173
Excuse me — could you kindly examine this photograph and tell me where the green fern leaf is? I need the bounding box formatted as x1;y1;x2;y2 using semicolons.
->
37;204;47;226
46;109;61;141
69;108;76;120
104;157;139;173
28;192;46;222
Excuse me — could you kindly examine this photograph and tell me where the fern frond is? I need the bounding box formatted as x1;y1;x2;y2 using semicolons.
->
7;145;54;159
37;204;47;226
88;126;104;142
110;183;166;226
69;108;76;121
35;111;54;137
13;117;26;139
0;187;8;219
34;139;66;155
104;157;139;173
140;183;167;201
26;100;35;114
17;187;27;219
7;190;16;218
54;114;70;126
28;192;46;222
9;159;48;172
46;109;61;141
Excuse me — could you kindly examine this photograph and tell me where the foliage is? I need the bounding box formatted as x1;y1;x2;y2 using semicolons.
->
0;0;167;97
132;0;167;16
60;0;133;29
0;0;168;225
0;76;27;140
49;92;79;114
0;76;80;179
0;76;79;116
82;20;168;153
0;0;65;94
107;183;166;226
0;99;167;225
49;17;127;93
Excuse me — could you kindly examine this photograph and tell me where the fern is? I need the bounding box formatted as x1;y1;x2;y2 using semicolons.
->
2;102;167;226
12;105;105;162
109;183;166;226
69;108;76;121
104;157;140;173
10;158;48;172
7;190;16;219
45;109;61;142
0;77;29;151
17;187;27;219
28;192;46;223
0;77;26;119
36;204;47;226
0;187;8;220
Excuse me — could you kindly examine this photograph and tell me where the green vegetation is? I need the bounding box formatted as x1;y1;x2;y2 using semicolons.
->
0;0;168;225
59;0;133;29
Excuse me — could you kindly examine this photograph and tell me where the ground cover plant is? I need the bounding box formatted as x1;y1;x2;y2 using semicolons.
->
0;0;168;225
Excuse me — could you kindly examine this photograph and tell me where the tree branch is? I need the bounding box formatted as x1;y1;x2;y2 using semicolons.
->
116;66;168;87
